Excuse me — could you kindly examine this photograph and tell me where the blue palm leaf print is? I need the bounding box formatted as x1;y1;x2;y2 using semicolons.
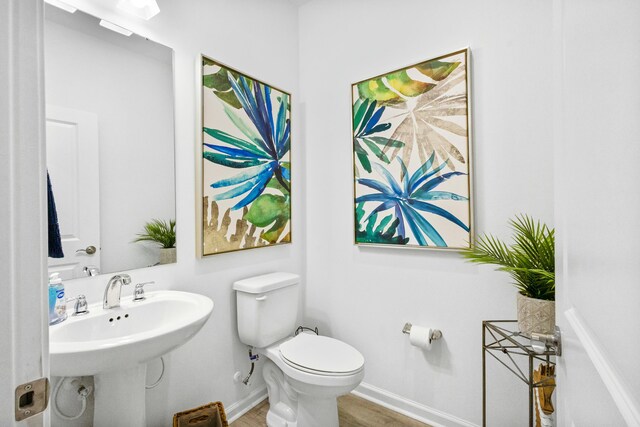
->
355;155;468;247
203;73;291;209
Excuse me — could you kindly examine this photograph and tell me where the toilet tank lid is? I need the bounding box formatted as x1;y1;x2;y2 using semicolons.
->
233;272;300;294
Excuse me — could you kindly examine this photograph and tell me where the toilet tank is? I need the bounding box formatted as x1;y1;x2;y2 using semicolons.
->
233;272;300;348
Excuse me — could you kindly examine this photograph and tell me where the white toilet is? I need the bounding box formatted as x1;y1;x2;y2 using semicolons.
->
233;272;365;427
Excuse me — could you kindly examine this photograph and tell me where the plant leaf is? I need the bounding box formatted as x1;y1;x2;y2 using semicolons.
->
244;194;290;243
204;128;268;157
367;136;404;148
355;193;392;204
401;203;446;246
133;219;176;248
406;199;469;232
364;200;396;222
462;215;555;300
399;204;428;246
386;70;436;98
203;67;242;109
372;163;402;195
362;138;391;164
355;203;408;245
357;100;377;136
213;90;242;109
353;98;368;132
244;194;289;227
203;143;261;158
415;60;460;81
413;191;467;201
203;152;265;168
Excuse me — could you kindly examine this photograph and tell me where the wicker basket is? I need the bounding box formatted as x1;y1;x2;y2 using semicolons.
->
173;401;228;427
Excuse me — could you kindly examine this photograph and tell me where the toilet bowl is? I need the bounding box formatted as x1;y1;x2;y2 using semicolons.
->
233;273;365;427
261;333;365;427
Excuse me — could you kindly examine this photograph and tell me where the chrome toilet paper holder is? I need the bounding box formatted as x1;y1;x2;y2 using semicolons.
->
402;322;443;344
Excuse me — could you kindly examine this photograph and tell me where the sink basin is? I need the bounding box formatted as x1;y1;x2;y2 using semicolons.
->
50;290;213;376
49;290;213;427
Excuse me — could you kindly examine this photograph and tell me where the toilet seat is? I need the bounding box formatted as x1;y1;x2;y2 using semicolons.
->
279;333;364;376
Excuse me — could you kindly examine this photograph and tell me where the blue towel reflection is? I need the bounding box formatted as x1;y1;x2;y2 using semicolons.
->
48;172;64;258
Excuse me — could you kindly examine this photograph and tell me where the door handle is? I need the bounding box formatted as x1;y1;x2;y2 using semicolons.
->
530;326;562;356
76;245;97;255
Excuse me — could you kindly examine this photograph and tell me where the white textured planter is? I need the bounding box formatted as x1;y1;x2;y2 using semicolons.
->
516;293;555;336
159;247;176;265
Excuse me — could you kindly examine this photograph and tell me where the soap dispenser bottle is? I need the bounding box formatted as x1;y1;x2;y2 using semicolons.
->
48;272;67;325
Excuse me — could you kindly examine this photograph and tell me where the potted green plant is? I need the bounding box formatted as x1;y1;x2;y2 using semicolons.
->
133;219;176;265
463;215;555;336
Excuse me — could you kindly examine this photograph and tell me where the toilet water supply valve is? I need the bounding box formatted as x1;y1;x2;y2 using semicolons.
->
241;347;259;385
240;326;319;386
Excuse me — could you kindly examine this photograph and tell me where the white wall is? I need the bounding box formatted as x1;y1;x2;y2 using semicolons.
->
299;0;554;425
51;0;302;426
44;11;175;273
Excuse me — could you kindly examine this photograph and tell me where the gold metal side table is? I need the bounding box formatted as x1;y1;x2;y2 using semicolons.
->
482;320;559;427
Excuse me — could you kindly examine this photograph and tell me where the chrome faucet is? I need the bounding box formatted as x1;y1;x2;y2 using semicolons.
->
103;274;132;309
83;266;100;277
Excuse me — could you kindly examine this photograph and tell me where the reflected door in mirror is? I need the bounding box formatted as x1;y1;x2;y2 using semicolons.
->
46;105;100;280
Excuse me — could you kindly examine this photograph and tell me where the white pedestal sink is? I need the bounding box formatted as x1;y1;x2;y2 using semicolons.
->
50;290;213;427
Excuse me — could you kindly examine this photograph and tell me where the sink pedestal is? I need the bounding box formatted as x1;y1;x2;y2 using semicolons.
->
94;364;147;427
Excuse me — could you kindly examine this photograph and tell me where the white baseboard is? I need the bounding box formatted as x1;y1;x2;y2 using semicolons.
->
226;386;268;423
352;382;478;427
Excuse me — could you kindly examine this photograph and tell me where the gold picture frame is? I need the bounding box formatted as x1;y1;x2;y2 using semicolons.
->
198;55;292;257
351;48;473;251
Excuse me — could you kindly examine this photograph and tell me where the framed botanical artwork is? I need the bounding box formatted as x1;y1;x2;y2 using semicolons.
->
199;56;291;256
352;48;473;250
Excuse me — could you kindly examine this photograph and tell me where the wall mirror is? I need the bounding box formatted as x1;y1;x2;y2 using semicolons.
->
44;4;176;280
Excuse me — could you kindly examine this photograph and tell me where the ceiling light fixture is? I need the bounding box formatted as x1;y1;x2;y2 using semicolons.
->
44;0;77;14
117;0;160;20
99;19;133;37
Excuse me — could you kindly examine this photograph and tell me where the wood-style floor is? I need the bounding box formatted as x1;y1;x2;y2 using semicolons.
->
231;394;431;427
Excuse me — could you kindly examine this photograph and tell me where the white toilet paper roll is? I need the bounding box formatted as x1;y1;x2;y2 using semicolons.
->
409;326;432;349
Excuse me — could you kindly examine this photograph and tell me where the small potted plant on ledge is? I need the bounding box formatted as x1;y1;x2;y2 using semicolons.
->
134;219;176;265
463;215;555;336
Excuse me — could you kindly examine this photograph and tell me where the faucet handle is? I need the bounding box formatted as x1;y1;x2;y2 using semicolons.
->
83;266;100;277
67;294;89;316
133;281;155;302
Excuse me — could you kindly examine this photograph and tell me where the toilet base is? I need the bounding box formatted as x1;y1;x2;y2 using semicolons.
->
296;394;338;427
265;397;339;427
262;357;356;427
265;396;339;427
264;359;298;427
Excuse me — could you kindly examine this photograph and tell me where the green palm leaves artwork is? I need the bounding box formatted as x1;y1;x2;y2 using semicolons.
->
352;49;472;250
201;56;291;255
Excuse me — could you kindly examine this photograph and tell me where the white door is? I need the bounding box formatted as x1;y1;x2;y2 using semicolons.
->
46;105;101;280
554;0;640;425
0;0;48;425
